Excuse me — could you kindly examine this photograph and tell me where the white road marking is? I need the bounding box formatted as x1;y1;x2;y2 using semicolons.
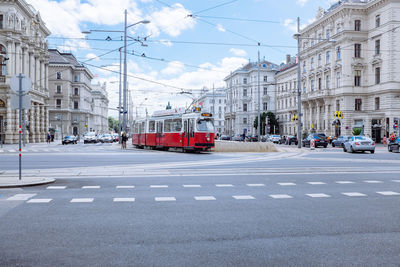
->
70;198;94;203
8;149;16;153
0;149;3;153
216;184;234;187
27;198;52;203
155;197;176;202
269;194;293;199
335;181;355;184
391;180;400;183
307;182;326;185
364;180;383;184
233;195;255;200
341;192;367;197
150;185;168;188
43;149;49;152
376;191;400;196
7;194;37;201
246;184;265;187
278;182;296;186
47;186;66;190
183;185;202;188
116;186;135;189
113;198;135;202
82;186;101;189
194;196;216;201
32;149;38;152
306;193;331;198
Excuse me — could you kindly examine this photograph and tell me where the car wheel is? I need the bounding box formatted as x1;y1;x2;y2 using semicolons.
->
349;146;354;153
343;147;347;152
324;145;327;148
389;148;392;152
371;150;375;154
332;143;335;147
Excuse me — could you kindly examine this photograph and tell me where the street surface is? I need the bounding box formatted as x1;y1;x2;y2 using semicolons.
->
1;142;400;266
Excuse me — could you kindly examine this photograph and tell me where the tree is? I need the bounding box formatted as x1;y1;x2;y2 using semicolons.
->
253;112;279;135
108;117;119;132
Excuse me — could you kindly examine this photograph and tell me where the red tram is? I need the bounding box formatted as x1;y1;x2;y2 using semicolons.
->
132;107;215;152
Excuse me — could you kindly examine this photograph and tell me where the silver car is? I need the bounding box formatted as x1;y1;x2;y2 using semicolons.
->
343;136;375;154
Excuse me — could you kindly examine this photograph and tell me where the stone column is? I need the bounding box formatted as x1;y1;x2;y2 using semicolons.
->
29;52;34;80
7;41;13;76
309;104;313;131
316;102;321;131
5;96;13;144
35;105;40;142
40;105;45;142
15;43;20;75
325;104;330;134
35;56;39;91
29;107;34;143
44;63;48;92
40;60;44;91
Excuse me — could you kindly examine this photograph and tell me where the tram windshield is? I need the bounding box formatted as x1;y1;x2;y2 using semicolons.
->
197;119;214;132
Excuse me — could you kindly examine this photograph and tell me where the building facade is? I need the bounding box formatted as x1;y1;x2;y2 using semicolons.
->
196;87;227;134
0;0;51;144
48;49;97;139
289;0;400;141
224;60;279;136
92;82;109;134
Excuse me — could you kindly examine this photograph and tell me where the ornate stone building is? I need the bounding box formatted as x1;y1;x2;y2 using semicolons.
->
0;0;51;144
92;82;109;134
196;87;227;134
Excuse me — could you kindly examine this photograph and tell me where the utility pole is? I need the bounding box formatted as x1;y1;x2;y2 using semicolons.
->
230;71;233;139
213;83;215;115
257;49;261;141
118;47;122;144
123;9;128;134
296;17;303;148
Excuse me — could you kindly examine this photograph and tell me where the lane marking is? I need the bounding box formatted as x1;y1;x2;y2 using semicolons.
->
391;180;400;183
70;198;94;203
307;182;326;185
150;185;168;188
183;185;202;188
194;196;216;201
341;192;367;197
113;198;135;202
155;197;176;202
269;194;293;199
278;183;296;186
233;195;255;200
335;181;355;184
246;184;265;187
7;194;37;201
47;186;66;190
216;184;234;187
8;149;16;153
27;198;52;203
376;191;400;196
306;193;331;198
0;149;3;153
116;186;135;189
364;180;383;184
82;186;101;189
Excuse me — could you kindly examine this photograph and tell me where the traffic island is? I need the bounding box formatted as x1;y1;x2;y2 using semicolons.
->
213;141;278;152
0;176;55;188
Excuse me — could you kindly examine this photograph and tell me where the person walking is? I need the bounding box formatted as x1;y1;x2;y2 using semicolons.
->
383;135;387;146
46;132;51;144
121;132;127;149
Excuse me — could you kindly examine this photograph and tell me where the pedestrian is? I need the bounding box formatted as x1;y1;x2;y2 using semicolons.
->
390;133;396;143
121;132;127;149
383;135;387;146
46;132;51;144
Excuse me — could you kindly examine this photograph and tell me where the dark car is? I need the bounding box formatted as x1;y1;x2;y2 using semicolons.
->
219;135;231;141
388;137;400;153
62;136;77;145
302;133;328;148
246;135;258;142
332;136;349;147
233;134;245;141
287;135;298;145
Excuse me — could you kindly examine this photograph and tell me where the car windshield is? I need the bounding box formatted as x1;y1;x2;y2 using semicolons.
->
197;119;214;132
86;133;96;137
354;136;366;140
104;134;111;137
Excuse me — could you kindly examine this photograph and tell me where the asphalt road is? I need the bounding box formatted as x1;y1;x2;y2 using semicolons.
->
1;142;400;266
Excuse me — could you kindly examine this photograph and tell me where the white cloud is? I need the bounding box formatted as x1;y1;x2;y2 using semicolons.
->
159;39;173;47
216;24;226;32
229;48;247;57
86;53;100;61
161;61;185;76
296;0;309;6
283;17;313;33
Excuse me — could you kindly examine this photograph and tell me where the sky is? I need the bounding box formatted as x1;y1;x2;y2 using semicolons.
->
31;0;337;118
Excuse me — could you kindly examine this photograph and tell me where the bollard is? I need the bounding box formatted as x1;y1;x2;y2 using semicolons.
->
310;139;315;150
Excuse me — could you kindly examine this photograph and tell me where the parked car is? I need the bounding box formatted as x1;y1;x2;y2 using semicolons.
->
112;133;119;142
261;135;269;142
83;132;98;144
287;135;298;145
62;135;77;145
331;136;349;147
100;134;113;143
232;134;245;141
343;136;375;153
246;135;258;142
219;135;231;141
388;136;400;153
302;133;328;148
269;135;281;143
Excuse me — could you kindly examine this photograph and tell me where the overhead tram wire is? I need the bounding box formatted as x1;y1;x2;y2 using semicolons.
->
195;15;281;24
192;0;240;15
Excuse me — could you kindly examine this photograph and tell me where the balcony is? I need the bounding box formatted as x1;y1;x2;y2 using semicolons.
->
71;94;80;99
302;89;331;101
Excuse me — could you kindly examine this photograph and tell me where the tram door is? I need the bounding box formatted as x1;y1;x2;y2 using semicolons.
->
183;119;195;147
156;121;163;146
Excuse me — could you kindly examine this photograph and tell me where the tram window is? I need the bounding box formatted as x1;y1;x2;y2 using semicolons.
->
184;121;188;132
148;121;155;132
140;122;145;133
164;119;172;132
173;119;182;132
197;119;214;132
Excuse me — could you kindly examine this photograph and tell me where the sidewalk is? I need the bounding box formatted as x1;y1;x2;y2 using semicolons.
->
0;176;55;188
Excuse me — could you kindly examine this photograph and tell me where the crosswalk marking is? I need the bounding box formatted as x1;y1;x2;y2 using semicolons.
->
82;186;100;189
341;192;367;197
278;182;296;186
307;182;326;185
335;181;355;184
246;184;265;187
194;196;216;201
47;186;66;190
150;185;168;188
364;180;383;184
27;198;52;203
70;198;94;203
269;194;293;199
216;184;234;187
113;198;135;202
116;186;135;189
376;191;400;196
155;197;176;202
7;194;37;201
391;180;400;183
233;195;255;200
183;185;202;188
306;193;331;198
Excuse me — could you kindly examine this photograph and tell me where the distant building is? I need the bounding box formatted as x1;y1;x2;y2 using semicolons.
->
196;87;226;134
224;60;279;136
92;82;109;134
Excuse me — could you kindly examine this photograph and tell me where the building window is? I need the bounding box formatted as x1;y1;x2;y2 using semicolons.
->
243;78;247;84
55;114;61;121
318;77;322;90
302;61;306;73
337;23;341;33
311;80;315;91
355;98;362;111
310;57;314;69
375;40;380;55
336;100;340;111
243;103;247;112
56;99;61;108
311;38;314;46
354;70;361;86
326;29;330;40
56;85;61;94
243;88;247;97
336;72;341;88
375;67;381;84
74;101;79;110
336;46;341;60
355;20;361;31
303;82;306;93
243;117;247;124
318;33;322;42
73;115;78;122
354;44;361;58
263;76;268;82
326;75;330;89
263;102;268;111
74;88;79;95
56;72;62;79
0;15;3;29
263;87;268;95
375;97;380;110
219;99;222;104
0;44;6;76
318;54;321;67
326;51;330;64
376;15;380;28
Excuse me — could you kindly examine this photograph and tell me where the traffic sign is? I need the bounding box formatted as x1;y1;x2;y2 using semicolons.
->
10;75;31;93
10;93;30;110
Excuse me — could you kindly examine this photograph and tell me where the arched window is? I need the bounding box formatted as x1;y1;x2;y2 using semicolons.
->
0;45;6;76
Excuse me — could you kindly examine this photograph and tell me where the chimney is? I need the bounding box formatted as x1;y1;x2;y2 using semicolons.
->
286;54;291;64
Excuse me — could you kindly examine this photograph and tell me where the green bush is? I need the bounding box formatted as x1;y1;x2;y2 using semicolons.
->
352;127;362;136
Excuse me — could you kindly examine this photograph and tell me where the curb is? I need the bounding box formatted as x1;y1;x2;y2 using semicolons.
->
0;177;56;188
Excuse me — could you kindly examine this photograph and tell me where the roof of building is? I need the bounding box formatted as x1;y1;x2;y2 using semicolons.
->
48;49;83;67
